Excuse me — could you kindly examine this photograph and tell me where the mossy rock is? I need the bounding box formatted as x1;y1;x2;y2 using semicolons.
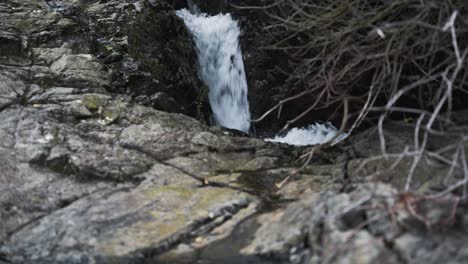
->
128;1;202;115
82;94;110;112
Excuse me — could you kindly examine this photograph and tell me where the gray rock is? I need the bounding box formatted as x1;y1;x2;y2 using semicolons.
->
0;73;23;110
150;92;184;113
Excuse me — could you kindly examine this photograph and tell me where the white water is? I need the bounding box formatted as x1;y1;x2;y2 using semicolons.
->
177;7;347;146
177;9;251;133
265;123;348;146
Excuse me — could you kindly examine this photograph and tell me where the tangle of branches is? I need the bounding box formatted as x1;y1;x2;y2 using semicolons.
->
236;0;468;195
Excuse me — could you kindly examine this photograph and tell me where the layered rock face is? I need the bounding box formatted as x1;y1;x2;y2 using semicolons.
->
1;1;468;264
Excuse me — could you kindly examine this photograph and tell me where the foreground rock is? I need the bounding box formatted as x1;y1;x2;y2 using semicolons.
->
1;1;468;263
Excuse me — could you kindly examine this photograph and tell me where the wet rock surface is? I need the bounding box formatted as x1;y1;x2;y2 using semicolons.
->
1;1;468;263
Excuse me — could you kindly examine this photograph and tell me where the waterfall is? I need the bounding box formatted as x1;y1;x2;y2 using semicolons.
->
177;7;346;146
177;9;251;133
187;0;199;13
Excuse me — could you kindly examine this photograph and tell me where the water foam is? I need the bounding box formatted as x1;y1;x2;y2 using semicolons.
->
177;9;251;133
265;123;348;146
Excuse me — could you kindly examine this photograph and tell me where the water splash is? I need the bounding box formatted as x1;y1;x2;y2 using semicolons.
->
187;0;199;13
265;123;348;146
177;9;251;133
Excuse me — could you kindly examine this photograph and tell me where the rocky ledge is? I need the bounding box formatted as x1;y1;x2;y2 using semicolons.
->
1;1;468;263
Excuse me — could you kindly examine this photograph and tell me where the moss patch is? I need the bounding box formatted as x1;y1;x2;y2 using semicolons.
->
82;94;110;112
127;1;204;117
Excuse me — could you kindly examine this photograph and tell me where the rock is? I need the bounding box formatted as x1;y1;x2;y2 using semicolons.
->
81;94;111;112
49;54;110;88
0;29;25;57
346;122;463;192
127;0;203;118
393;227;468;263
65;100;93;118
0;73;23;110
6;178;253;263
150;92;184;113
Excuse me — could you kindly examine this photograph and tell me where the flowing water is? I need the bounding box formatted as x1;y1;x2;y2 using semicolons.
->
265;122;348;146
178;7;346;146
177;9;251;133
